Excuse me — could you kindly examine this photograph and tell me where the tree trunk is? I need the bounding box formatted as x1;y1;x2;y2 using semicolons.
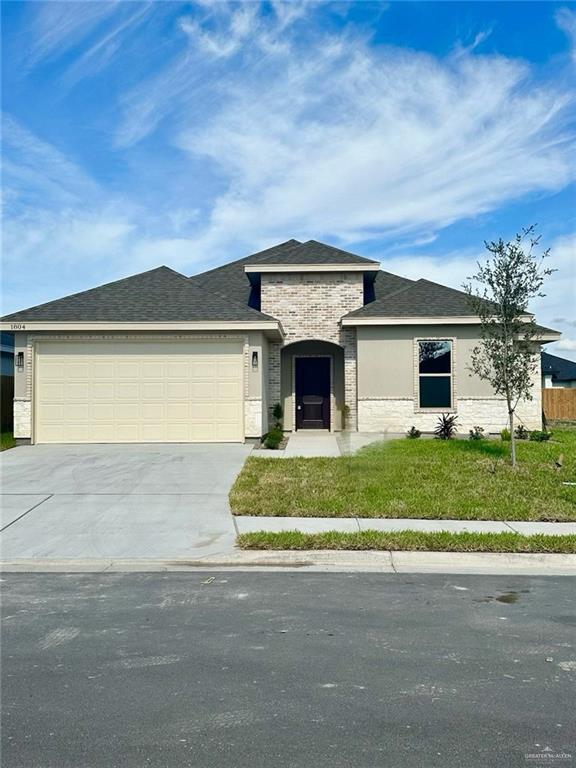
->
509;408;516;468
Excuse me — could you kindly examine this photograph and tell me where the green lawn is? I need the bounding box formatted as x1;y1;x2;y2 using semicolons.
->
230;428;576;521
238;530;576;553
0;432;15;451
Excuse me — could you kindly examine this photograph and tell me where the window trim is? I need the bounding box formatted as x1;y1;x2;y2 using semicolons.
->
414;336;456;413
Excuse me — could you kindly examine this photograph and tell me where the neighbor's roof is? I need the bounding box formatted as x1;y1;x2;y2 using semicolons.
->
1;266;276;323
345;278;481;318
541;351;576;381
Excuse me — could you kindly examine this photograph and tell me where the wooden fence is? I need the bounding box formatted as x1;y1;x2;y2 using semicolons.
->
542;388;576;422
1;375;14;432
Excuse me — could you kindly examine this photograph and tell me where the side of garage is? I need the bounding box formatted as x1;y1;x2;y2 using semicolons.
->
12;331;271;444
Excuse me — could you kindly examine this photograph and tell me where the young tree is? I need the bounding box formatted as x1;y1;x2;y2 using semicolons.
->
464;226;555;467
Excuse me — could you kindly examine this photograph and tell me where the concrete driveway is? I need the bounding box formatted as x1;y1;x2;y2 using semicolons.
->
0;443;252;561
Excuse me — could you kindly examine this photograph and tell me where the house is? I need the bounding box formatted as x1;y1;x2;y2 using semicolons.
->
0;332;14;432
542;351;576;389
0;239;561;444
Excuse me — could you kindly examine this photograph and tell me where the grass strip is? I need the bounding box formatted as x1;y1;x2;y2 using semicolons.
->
0;432;15;451
237;530;576;553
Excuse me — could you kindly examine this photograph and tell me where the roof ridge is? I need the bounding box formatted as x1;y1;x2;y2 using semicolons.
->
303;240;379;264
190;239;302;278
1;266;181;321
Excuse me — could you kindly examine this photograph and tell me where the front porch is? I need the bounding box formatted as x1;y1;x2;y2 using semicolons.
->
279;340;347;433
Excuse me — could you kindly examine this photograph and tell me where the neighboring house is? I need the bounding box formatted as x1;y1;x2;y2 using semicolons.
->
0;239;561;444
542;351;576;389
0;332;14;376
0;332;14;431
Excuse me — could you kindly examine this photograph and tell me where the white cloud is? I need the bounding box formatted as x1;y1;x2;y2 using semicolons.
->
556;7;576;63
383;232;576;362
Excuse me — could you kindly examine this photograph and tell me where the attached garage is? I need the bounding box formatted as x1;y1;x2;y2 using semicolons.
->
34;340;245;444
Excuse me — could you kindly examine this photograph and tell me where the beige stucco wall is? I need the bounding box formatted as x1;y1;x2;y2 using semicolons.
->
357;324;495;399
357;325;542;432
280;341;345;431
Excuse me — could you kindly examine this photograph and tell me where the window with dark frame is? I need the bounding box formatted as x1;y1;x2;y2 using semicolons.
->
418;340;452;409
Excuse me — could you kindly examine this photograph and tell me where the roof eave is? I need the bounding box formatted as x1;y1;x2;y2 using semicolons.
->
0;319;285;341
245;263;380;274
341;315;482;326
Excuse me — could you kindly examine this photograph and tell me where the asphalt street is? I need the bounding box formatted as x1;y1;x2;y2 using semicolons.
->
1;573;575;768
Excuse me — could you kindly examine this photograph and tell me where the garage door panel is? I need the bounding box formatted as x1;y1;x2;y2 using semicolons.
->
218;381;242;399
67;404;90;421
142;403;164;420
190;382;215;400
116;382;140;400
90;423;116;442
92;403;114;421
92;362;115;378
141;361;165;378
67;382;90;400
93;382;115;400
166;361;189;378
36;341;244;443
166;402;189;420
166;382;188;400
117;362;140;378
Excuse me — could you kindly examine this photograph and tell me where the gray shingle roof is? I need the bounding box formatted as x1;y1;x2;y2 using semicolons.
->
542;351;576;381
189;239;380;307
346;278;480;318
245;240;379;265
1;266;275;323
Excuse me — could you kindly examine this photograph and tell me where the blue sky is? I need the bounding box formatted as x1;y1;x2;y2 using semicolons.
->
2;1;575;357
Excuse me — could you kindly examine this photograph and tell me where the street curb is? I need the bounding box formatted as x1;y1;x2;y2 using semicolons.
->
2;551;576;574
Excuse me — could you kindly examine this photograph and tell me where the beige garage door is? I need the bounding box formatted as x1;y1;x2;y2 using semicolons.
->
35;341;244;444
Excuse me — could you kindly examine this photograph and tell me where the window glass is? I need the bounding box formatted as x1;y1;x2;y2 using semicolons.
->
419;340;451;374
419;376;451;408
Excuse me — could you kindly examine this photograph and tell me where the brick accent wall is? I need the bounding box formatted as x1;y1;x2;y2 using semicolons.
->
260;272;363;430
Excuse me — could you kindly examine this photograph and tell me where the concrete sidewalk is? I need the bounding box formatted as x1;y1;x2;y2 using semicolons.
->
234;515;576;536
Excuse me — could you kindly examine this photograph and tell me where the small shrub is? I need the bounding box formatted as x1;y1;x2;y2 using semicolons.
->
529;430;551;442
500;428;511;442
468;426;485;441
406;426;421;439
264;427;283;450
434;413;458;440
514;424;529;440
272;403;283;429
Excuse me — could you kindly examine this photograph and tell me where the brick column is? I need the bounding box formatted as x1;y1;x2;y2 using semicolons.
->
342;327;357;431
268;341;282;421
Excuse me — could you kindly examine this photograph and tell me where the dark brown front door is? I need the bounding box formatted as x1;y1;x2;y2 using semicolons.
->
295;357;330;430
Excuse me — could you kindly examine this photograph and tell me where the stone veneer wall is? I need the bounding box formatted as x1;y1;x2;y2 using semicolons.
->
358;366;543;433
260;272;363;430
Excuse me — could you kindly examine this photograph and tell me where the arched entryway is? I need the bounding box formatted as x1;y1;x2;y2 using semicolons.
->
280;340;345;431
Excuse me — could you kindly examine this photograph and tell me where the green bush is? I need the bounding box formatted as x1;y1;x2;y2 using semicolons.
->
406;426;421;439
272;403;283;429
468;425;485;441
529;430;551;442
264;427;283;450
501;428;511;441
434;413;458;440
